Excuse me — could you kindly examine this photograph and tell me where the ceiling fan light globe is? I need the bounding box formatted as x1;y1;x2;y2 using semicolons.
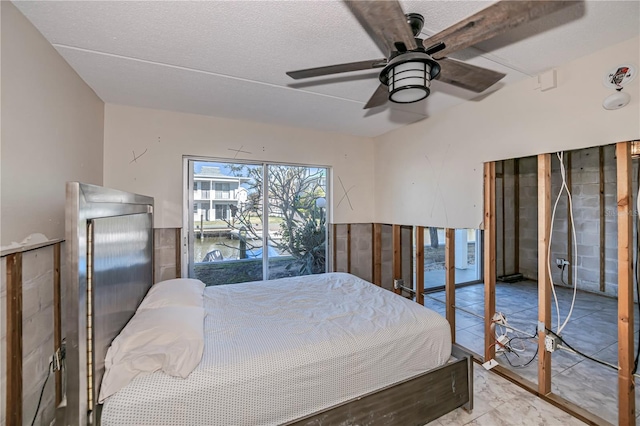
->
389;86;430;103
386;61;432;104
380;52;440;104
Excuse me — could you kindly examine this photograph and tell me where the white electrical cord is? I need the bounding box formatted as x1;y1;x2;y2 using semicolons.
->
547;151;578;334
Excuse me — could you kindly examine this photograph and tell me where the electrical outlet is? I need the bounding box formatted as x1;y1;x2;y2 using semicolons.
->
545;334;559;352
393;279;404;290
556;258;565;268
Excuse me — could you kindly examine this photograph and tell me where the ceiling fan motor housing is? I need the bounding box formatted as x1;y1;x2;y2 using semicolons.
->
406;13;425;37
380;52;441;103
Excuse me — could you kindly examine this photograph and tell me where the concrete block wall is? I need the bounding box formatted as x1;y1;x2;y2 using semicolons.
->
548;146;619;297
496;159;518;277
516;156;539;280
498;145;639;300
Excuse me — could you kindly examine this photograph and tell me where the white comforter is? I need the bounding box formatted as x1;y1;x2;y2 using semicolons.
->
101;273;451;425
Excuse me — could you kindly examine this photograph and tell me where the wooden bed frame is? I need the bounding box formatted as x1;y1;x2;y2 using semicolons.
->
63;183;473;425
289;345;473;425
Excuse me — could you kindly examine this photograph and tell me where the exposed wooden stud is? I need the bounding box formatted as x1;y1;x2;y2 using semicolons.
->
616;141;636;425
336;223;341;273
404;225;414;292
599;146;605;292
347;224;352;274
415;226;425;305
6;252;23;426
393;224;402;295
514;158;520;273
373;224;382;286
175;228;182;278
445;228;456;341
54;243;62;405
537;153;552;395
483;162;496;362
501;161;506;277
567;152;573;287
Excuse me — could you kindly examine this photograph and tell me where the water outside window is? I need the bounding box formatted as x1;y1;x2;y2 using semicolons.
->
187;159;328;286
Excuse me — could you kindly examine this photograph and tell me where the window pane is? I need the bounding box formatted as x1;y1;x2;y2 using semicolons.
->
267;165;328;279
191;161;263;285
188;160;329;285
423;227;446;290
454;229;482;284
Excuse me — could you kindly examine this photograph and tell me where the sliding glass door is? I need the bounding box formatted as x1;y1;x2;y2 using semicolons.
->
186;158;329;286
267;165;328;278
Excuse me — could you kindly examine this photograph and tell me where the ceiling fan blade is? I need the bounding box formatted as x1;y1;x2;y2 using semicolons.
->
363;84;388;109
436;58;506;93
423;0;580;59
345;0;417;57
286;59;387;80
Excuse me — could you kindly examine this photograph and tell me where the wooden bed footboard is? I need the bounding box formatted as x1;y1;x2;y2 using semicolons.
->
288;344;473;426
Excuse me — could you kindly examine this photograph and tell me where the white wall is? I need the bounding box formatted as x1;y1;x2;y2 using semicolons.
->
374;36;640;229
1;3;104;425
103;104;376;228
1;2;104;246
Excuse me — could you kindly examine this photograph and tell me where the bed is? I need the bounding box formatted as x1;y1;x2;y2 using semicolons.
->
100;272;456;425
64;183;473;426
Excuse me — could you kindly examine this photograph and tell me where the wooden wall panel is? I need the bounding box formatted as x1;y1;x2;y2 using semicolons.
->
380;225;394;291
153;228;181;283
392;225;402;295
334;224;350;273
373;224;382;286
350;224;373;282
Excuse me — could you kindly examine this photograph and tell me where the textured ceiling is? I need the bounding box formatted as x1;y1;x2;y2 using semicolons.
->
13;1;640;137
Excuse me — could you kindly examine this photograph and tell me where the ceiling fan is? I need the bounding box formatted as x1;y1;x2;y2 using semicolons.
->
286;1;578;109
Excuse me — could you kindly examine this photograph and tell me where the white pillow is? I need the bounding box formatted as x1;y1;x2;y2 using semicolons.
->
137;278;205;311
98;305;205;402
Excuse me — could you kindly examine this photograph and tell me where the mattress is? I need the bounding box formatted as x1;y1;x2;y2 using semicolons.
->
101;272;452;425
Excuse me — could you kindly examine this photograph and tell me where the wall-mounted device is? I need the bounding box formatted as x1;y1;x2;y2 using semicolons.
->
602;64;636;110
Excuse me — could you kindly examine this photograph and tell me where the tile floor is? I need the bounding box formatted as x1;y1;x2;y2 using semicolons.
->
424;280;640;425
425;363;586;426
